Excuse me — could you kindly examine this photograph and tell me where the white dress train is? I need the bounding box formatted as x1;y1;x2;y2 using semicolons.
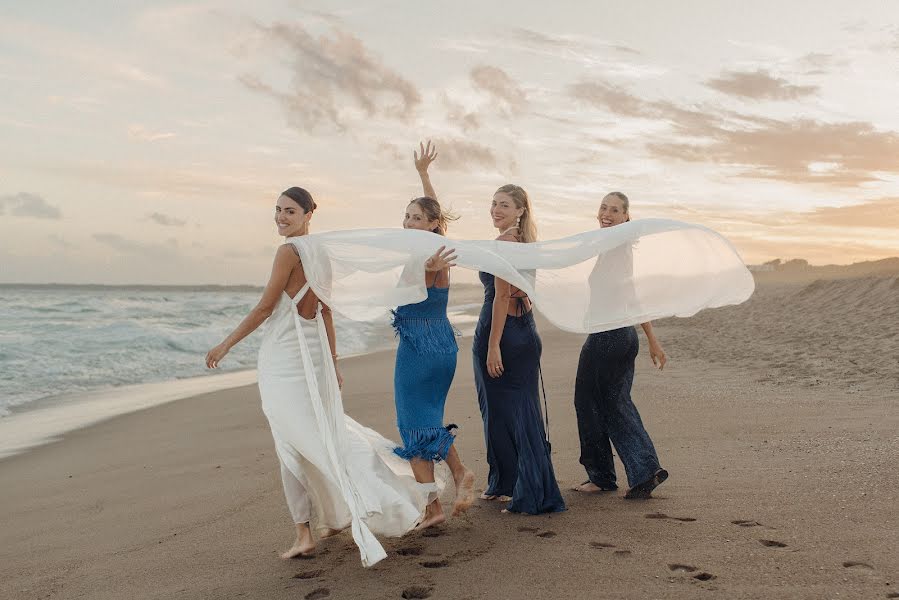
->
257;282;440;567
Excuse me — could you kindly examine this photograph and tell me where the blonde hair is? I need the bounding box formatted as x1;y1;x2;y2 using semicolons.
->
604;191;630;222
408;196;459;236
495;184;537;243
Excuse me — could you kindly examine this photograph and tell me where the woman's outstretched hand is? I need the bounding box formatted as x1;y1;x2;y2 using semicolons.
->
414;140;437;173
425;245;457;272
205;343;230;369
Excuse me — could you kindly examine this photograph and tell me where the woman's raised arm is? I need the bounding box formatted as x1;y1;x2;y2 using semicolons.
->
414;140;439;200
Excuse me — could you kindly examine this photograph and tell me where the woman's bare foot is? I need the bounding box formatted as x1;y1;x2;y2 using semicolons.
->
280;538;316;559
572;481;616;494
495;495;513;502
280;523;316;559
416;500;446;530
479;492;496;500
319;528;343;540
452;469;476;516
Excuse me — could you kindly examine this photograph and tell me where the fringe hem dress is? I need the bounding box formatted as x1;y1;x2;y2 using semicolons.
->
391;285;458;462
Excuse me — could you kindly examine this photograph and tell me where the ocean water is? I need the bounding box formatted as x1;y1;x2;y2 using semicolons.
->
0;285;405;418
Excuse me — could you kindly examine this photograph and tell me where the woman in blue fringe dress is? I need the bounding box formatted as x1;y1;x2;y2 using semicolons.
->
391;141;476;529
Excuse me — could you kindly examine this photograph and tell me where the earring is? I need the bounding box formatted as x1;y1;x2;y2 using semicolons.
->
516;216;521;227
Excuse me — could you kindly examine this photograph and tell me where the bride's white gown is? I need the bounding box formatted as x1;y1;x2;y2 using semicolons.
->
257;282;438;567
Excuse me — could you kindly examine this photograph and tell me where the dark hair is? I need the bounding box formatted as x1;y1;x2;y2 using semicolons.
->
408;196;459;235
281;187;317;213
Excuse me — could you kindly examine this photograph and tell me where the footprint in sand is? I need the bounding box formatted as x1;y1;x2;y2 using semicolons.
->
401;586;433;599
759;540;788;548
613;550;632;557
693;572;716;581
731;519;762;527
668;564;698;573
842;561;874;570
590;541;616;549
885;593;899;599
292;570;325;580
421;529;445;538
304;589;330;600
420;559;450;569
645;512;697;522
536;531;557;539
396;546;424;556
517;526;540;533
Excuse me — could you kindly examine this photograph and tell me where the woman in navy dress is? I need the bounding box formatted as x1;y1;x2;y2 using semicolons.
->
472;184;565;515
392;142;475;529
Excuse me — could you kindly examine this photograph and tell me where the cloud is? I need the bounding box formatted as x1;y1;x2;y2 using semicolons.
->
442;29;657;78
442;93;481;132
376;138;502;172
0;192;61;219
433;139;500;171
568;78;899;186
127;124;177;142
706;69;818;100
147;212;186;227
470;65;528;112
800;197;899;229
568;80;649;118
241;22;421;132
648;118;899;186
508;28;641;58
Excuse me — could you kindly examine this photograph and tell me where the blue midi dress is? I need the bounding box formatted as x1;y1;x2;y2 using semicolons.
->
472;272;566;514
391;285;458;462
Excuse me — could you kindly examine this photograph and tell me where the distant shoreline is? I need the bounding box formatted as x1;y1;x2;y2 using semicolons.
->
0;283;265;292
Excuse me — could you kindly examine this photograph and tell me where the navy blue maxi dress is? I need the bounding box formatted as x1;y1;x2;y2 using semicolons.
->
391;285;458;461
472;272;566;514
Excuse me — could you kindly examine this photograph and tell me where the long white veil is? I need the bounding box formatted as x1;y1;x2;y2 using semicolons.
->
290;218;754;330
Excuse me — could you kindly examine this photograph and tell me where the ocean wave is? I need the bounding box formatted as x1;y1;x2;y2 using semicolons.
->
0;287;400;417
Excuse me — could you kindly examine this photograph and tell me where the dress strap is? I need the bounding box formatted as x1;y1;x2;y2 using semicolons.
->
291;283;312;306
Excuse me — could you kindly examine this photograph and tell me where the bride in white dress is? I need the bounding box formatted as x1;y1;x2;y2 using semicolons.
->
205;187;444;567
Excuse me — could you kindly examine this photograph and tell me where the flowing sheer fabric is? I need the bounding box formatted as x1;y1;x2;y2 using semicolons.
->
289;219;753;331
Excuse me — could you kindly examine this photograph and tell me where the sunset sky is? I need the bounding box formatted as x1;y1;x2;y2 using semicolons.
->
1;1;897;284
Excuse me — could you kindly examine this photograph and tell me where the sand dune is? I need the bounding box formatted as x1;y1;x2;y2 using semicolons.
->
656;268;899;395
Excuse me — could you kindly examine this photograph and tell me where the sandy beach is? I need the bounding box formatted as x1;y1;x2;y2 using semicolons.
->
1;268;897;600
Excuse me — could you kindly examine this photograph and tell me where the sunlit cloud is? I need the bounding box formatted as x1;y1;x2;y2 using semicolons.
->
800;197;899;229
568;78;899;187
